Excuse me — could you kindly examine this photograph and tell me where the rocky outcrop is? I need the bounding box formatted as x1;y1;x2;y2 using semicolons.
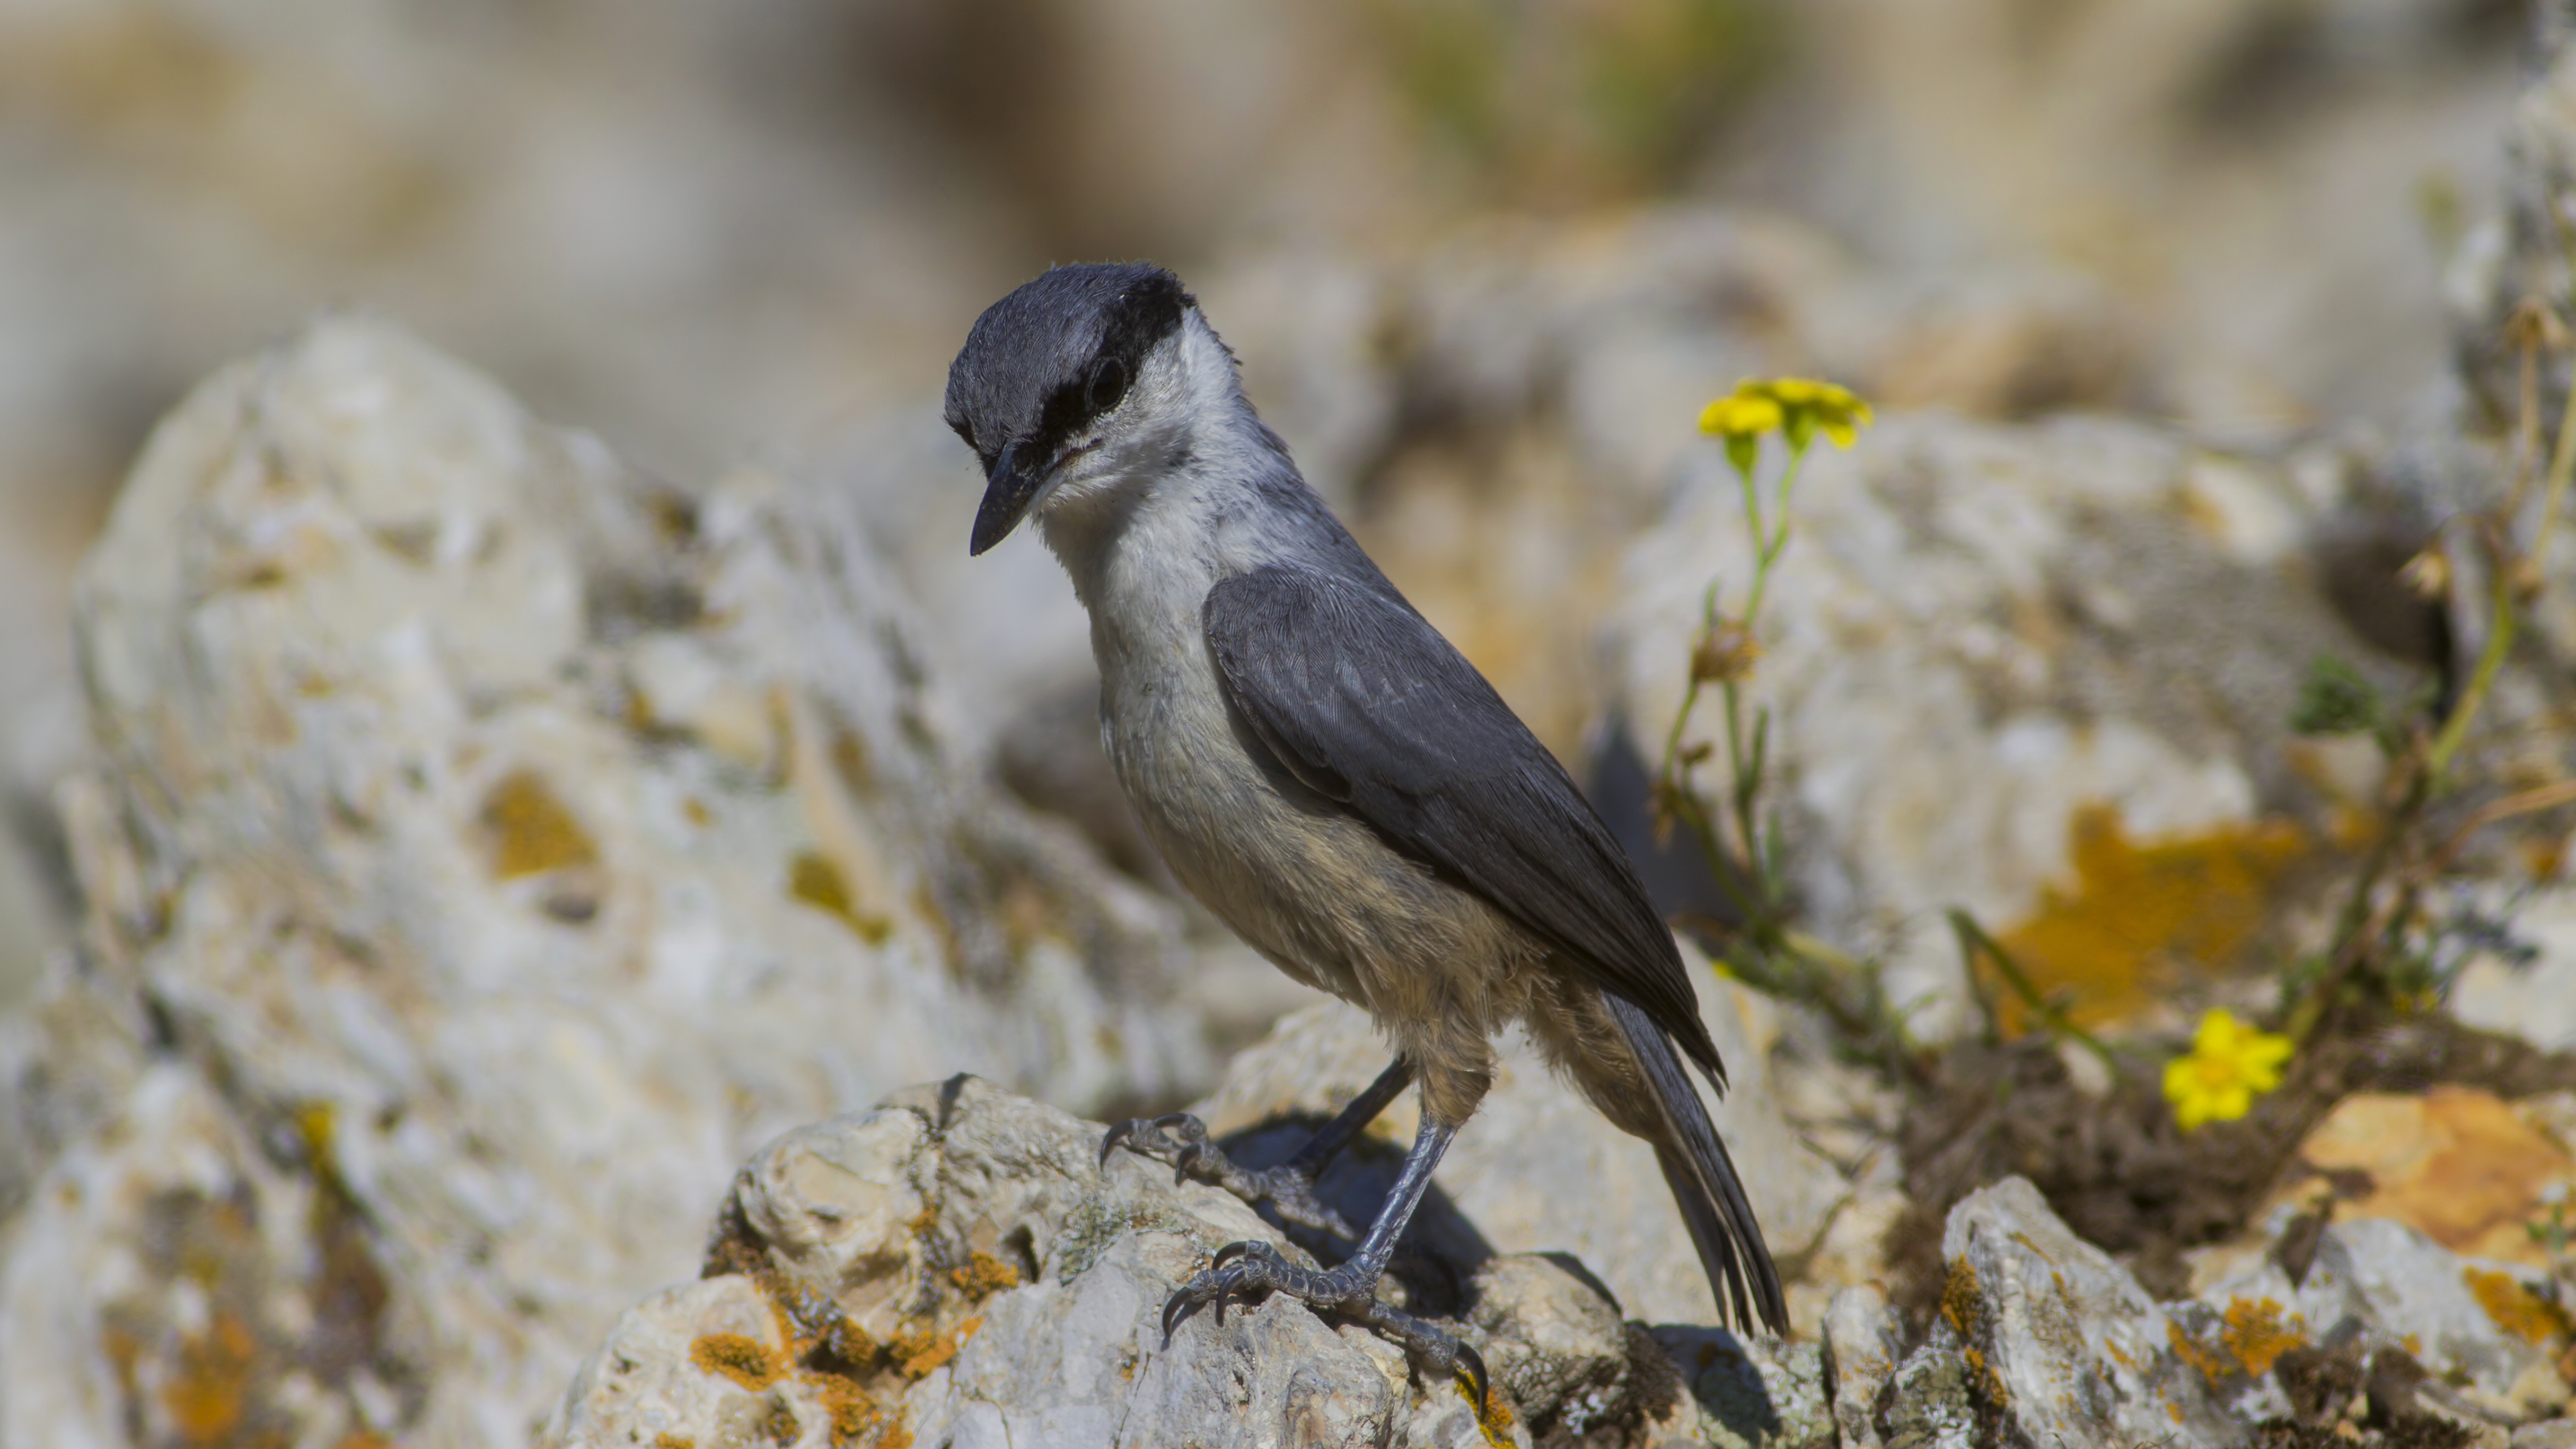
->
543;1074;1831;1449
543;1101;2575;1449
0;316;1247;1448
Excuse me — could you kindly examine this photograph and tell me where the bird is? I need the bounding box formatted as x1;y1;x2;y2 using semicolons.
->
943;261;1785;1397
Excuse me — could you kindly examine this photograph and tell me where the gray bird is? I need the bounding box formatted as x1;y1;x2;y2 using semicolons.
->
944;262;1785;1394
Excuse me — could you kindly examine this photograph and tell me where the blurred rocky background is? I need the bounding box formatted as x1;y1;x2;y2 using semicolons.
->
8;1;2576;1446
0;0;2535;1006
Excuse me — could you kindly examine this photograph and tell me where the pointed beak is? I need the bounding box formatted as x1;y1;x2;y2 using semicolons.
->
971;441;1046;556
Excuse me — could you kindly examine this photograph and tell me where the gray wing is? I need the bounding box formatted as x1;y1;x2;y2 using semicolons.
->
1201;564;1725;1081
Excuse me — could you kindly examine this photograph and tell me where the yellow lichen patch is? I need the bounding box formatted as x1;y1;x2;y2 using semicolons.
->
1464;1372;1517;1448
2167;1319;2231;1381
2218;1297;2306;1375
949;1251;1021;1299
1994;806;2307;1032
333;1434;396;1449
1939;1258;1982;1338
1960;1343;2008;1409
889;1325;962;1379
804;1371;883;1444
689;1332;785;1393
2465;1267;2573;1346
480;770;600;879
787;851;892;943
651;1435;695;1449
830;728;872;797
164;1310;256;1445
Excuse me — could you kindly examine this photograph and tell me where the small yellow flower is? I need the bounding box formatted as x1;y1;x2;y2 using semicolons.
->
1698;393;1784;439
2163;1010;2292;1130
1701;378;1874;458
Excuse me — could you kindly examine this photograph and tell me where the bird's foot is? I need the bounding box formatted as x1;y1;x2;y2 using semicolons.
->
1100;1114;1356;1238
1161;1241;1488;1405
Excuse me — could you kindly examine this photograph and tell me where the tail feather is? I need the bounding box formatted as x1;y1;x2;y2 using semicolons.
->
1606;992;1788;1335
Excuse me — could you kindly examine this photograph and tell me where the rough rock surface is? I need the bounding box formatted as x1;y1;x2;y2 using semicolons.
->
0;317;1240;1447
543;1102;2576;1448
1612;411;2410;1033
1189;975;1900;1336
543;1074;1824;1449
1931;1177;2241;1447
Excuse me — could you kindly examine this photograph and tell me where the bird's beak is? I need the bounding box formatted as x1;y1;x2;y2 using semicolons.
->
971;441;1046;556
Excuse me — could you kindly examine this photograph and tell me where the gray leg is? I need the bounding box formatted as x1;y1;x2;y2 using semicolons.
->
1101;1056;1415;1238
1160;1111;1487;1404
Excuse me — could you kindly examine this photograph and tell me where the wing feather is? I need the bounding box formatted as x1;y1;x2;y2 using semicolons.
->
1202;565;1723;1079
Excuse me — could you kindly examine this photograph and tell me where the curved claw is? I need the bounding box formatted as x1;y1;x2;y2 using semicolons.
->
1209;1239;1264;1271
1098;1118;1138;1167
1454;1339;1491;1415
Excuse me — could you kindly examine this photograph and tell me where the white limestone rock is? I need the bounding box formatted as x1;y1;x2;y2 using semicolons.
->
1933;1176;2240;1448
0;314;1224;1448
542;1075;1761;1449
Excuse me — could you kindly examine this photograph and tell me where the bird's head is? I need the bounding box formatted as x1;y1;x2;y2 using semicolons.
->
944;262;1195;555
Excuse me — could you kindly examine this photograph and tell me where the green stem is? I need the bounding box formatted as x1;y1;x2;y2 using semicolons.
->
2426;546;2518;780
1947;909;2123;1080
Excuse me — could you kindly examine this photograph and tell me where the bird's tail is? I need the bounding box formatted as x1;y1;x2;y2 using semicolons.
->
1604;991;1787;1335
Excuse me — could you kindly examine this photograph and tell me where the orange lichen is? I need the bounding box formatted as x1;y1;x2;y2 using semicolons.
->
788;851;891;943
2218;1297;2306;1375
1993;806;2307;1032
2296;1089;2576;1265
1466;1371;1517;1447
164;1311;256;1445
2168;1320;2231;1381
890;1326;962;1379
2464;1267;2574;1346
830;729;872;796
1940;1258;1982;1338
480;770;600;879
805;1372;883;1444
949;1251;1021;1298
690;1332;785;1393
1960;1343;2008;1409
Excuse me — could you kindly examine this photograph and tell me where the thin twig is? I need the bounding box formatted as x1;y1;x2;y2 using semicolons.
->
1945;908;2123;1081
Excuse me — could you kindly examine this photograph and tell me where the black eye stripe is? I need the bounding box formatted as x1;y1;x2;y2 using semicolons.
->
1086;357;1130;413
1013;268;1191;462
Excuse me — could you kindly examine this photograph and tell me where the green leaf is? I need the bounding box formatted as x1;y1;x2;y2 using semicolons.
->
2288;654;2381;737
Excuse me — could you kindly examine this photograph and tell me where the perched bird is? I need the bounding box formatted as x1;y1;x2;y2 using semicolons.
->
944;262;1784;1393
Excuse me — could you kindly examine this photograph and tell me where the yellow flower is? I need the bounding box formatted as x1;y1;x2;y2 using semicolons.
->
2163;1010;2292;1130
1702;378;1874;457
1698;393;1784;439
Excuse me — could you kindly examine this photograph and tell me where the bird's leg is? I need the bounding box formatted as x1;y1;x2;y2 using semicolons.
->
1161;1112;1486;1403
1101;1056;1415;1238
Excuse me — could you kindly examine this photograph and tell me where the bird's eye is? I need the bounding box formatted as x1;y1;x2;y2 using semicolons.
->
1085;357;1130;415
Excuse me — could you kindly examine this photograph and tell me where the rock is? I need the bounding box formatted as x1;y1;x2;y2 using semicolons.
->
1187;951;1887;1336
2190;1214;2573;1425
1612;411;2408;1035
1822;1285;1904;1449
0;316;1233;1448
2518;1419;2576;1449
1934;1176;2241;1448
2264;1087;2576;1269
543;1073;1804;1449
2451;892;2576;1055
1874;1324;1979;1449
